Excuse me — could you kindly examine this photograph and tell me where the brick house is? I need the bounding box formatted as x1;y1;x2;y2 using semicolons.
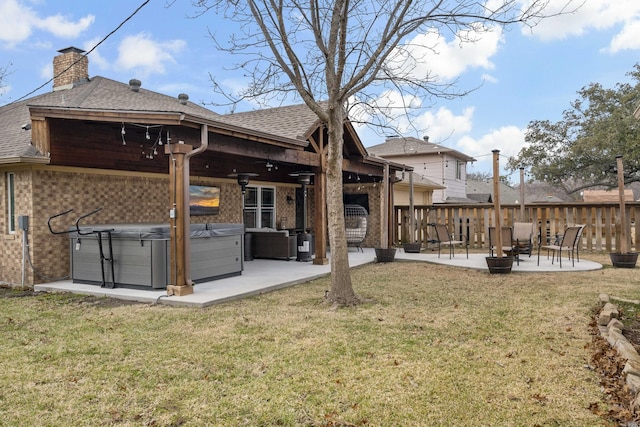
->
0;47;404;288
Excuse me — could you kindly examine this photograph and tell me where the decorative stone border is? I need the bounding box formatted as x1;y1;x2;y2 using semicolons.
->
598;293;640;411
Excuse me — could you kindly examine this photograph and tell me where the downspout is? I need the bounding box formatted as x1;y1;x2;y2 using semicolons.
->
181;124;209;286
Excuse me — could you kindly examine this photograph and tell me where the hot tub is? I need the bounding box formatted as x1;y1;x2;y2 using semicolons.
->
69;223;244;289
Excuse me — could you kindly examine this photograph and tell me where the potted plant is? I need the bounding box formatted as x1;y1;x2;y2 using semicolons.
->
485;150;513;274
402;241;421;253
610;156;638;268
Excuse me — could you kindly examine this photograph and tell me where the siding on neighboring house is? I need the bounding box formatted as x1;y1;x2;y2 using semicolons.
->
367;136;475;203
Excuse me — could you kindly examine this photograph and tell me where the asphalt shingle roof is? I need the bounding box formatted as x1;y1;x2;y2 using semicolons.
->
1;77;327;161
218;103;322;142
0;76;223;160
367;136;476;162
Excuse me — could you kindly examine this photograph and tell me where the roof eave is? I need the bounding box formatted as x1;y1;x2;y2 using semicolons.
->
27;106;309;150
182;113;309;149
0;156;50;165
363;155;410;172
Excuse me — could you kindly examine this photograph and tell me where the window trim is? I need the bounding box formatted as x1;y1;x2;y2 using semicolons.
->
244;185;276;228
6;172;15;234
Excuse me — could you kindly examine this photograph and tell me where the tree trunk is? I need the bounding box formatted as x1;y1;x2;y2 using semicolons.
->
325;107;360;306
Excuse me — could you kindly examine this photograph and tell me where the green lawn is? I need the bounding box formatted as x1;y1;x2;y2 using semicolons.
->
0;252;633;426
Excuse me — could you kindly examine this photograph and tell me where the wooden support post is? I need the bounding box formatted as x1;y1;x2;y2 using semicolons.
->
492;150;503;256
382;162;390;249
165;142;194;296
313;171;329;265
409;171;415;243
617;155;628;254
519;167;525;222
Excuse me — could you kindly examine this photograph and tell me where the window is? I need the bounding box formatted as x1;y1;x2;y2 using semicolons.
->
6;172;15;234
456;161;463;180
244;186;275;228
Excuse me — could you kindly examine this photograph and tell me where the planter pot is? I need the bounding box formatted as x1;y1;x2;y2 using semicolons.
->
375;247;397;263
485;256;514;274
610;252;639;269
402;242;421;253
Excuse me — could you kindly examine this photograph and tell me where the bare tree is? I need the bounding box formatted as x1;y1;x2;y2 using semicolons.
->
194;0;577;306
0;63;12;97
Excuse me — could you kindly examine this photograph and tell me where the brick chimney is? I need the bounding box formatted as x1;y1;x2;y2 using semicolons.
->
53;47;89;90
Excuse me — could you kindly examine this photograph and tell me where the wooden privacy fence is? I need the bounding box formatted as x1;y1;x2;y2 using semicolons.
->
394;202;640;253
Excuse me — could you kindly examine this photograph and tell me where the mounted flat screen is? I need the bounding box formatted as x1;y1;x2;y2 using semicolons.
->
190;185;220;215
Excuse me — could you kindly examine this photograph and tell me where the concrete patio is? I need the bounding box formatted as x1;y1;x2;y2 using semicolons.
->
34;248;602;308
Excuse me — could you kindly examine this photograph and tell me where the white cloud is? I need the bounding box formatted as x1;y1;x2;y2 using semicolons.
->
115;33;186;77
0;0;35;45
0;0;93;47
413;106;474;141
457;125;524;158
455;125;526;174
39;61;51;80
389;24;504;82
34;13;94;38
0;83;11;96
83;38;109;70
526;0;640;52
606;20;640;53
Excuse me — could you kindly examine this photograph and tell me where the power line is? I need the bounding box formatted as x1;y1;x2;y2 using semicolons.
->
2;0;151;108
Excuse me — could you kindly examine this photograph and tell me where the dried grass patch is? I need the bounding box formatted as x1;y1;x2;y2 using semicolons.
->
0;252;634;426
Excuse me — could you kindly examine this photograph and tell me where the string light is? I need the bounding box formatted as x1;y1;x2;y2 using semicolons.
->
119;122;166;159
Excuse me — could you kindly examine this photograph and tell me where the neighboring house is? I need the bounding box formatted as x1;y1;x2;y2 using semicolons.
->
466;179;521;204
367;136;476;203
393;171;445;206
583;189;634;202
0;47;404;288
466;179;585;204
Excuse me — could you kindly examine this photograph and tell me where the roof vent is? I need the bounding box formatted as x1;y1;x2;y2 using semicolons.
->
423;135;430;143
178;93;189;105
129;79;142;92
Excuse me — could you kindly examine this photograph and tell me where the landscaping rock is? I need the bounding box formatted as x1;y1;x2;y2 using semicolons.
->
599;302;619;326
624;359;640;377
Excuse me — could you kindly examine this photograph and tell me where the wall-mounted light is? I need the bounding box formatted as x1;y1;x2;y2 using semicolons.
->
286;195;294;205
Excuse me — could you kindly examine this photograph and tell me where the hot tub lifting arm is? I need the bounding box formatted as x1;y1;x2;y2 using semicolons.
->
47;209;74;235
74;207;104;235
73;207;116;289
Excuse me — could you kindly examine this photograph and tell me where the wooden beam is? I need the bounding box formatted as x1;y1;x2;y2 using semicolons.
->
29;107;185;125
208;137;320;165
165;142;194;296
342;158;384;176
31;117;50;157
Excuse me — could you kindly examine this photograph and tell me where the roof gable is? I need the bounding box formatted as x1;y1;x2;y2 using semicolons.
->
219;103;320;142
367;136;476;162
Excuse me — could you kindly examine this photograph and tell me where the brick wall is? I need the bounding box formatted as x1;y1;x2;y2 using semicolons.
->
0;170;33;285
0;167;299;286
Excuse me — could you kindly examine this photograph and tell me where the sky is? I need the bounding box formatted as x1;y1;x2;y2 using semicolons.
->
1;0;640;179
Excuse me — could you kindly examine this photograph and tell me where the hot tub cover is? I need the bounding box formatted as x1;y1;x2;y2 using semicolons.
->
70;223;244;240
